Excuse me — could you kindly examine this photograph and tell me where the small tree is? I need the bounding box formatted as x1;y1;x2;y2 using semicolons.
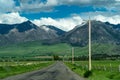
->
53;55;60;61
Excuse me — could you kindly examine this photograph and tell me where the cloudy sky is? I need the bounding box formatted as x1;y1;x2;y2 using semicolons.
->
0;0;120;31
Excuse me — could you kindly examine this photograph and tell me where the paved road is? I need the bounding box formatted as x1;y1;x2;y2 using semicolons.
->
2;62;85;80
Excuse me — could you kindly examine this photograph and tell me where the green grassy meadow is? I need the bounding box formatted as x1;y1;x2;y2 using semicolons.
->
65;60;120;80
0;61;54;79
0;41;119;58
0;41;120;79
0;41;71;57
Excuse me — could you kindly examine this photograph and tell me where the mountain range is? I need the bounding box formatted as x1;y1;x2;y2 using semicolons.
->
0;21;65;45
0;20;120;46
61;21;120;46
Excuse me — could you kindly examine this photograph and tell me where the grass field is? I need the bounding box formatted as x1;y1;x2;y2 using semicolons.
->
0;41;120;79
0;61;54;79
65;60;120;80
0;41;119;58
0;41;71;57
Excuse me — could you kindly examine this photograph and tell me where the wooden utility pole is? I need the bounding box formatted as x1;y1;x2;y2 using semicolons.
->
88;17;92;71
72;47;74;64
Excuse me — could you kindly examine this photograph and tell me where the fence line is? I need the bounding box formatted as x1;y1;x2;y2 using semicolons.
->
74;63;120;72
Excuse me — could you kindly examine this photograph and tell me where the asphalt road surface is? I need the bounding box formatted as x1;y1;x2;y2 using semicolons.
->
2;62;85;80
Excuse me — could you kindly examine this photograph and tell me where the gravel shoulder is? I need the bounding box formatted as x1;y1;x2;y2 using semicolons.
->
2;61;85;80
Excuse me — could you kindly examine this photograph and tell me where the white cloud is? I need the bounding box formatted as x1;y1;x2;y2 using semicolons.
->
0;0;15;13
19;0;58;12
116;0;120;1
79;11;119;20
0;0;120;13
79;11;120;24
62;0;120;13
46;0;58;6
59;0;90;5
58;0;119;9
17;0;120;13
32;15;83;31
0;12;28;24
94;15;120;24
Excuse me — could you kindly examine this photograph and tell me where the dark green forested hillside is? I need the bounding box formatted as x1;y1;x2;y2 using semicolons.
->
0;41;119;60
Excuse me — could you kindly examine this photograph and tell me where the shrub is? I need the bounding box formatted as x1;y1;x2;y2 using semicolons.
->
84;70;92;78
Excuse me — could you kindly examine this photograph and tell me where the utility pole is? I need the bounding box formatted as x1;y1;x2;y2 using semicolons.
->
72;47;74;64
88;17;92;71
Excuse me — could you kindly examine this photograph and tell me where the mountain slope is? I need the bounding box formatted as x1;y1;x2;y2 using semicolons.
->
61;20;120;46
0;21;63;45
105;22;120;30
44;25;66;35
0;21;37;34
